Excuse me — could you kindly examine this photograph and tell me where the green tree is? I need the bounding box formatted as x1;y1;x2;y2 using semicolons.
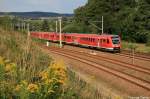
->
0;16;12;30
41;19;50;32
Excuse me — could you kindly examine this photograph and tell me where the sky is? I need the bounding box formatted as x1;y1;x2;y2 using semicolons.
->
0;0;87;13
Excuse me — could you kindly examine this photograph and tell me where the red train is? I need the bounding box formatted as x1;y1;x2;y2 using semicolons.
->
31;32;121;52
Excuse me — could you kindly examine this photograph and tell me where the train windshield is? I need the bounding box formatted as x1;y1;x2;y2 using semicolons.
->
111;36;120;44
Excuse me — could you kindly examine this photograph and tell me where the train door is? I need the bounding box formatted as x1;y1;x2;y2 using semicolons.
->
97;39;100;47
73;36;78;45
101;38;106;48
90;38;96;47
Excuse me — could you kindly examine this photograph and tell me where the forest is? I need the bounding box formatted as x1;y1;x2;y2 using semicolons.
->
72;0;150;43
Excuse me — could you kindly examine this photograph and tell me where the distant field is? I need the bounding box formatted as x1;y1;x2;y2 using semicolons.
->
121;41;150;53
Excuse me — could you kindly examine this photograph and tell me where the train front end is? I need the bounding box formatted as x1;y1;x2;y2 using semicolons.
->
111;35;121;52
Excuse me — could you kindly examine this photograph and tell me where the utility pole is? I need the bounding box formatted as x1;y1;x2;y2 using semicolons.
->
58;17;62;48
23;22;25;31
56;20;58;32
27;23;30;37
22;22;24;32
101;16;104;34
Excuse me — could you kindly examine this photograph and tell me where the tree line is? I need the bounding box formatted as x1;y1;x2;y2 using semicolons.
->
0;16;56;32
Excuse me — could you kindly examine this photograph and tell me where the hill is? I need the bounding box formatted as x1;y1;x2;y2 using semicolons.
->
0;11;74;18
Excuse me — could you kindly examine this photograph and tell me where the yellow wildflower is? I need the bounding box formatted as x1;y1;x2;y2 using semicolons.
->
45;79;53;85
27;83;39;93
58;80;65;85
39;71;49;80
14;85;21;92
5;64;12;72
5;63;16;72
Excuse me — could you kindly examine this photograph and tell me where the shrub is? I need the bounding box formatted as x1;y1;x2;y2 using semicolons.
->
0;56;67;99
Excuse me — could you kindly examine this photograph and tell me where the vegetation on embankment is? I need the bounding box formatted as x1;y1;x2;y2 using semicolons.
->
0;28;120;98
0;28;67;98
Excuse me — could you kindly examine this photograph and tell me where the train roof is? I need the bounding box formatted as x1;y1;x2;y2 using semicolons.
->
66;33;119;37
31;32;119;38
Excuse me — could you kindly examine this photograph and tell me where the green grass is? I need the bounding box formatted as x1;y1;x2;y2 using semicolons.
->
121;41;150;53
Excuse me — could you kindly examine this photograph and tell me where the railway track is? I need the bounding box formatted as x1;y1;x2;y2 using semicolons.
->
64;43;150;61
43;41;150;62
48;43;150;74
39;44;150;91
117;50;150;61
62;47;150;75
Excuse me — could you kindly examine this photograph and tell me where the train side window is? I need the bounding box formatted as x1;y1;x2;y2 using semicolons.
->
93;39;95;42
107;39;109;44
103;39;106;43
100;39;102;43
